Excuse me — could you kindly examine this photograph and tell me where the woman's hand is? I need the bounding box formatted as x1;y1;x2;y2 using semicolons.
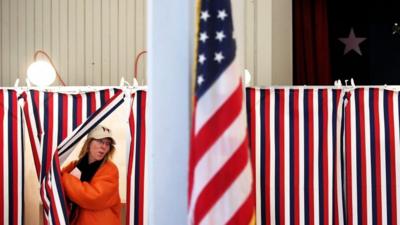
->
70;167;82;179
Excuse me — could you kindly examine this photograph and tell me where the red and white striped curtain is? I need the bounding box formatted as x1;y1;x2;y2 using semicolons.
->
246;87;346;225
126;90;147;225
10;85;400;225
0;89;24;225
0;87;149;225
21;88;126;225
343;88;400;225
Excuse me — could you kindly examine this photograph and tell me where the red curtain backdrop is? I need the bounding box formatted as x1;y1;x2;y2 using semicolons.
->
293;0;332;85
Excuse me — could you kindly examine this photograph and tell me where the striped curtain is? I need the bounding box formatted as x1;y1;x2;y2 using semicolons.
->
342;88;400;225
0;89;24;225
126;90;147;225
21;88;125;225
246;87;345;225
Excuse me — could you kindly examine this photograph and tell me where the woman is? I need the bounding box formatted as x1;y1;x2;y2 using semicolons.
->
61;125;121;225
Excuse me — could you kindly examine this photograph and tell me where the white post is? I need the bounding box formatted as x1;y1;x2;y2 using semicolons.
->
147;0;193;224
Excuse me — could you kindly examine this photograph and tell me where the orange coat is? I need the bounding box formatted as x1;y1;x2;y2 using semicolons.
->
61;160;121;225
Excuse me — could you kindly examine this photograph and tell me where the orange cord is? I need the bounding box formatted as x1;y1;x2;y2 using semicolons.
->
134;50;147;81
33;50;66;86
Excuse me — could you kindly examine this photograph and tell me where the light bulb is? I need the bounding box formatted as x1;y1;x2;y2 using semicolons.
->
244;69;251;86
27;60;56;86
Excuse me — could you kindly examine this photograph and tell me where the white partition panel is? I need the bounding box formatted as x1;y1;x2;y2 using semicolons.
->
147;0;192;224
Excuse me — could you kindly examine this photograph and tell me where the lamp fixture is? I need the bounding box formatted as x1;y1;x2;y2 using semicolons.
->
27;50;66;86
244;69;252;86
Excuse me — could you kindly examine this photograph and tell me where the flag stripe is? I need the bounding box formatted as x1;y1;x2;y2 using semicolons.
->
200;162;253;225
189;88;249;216
226;192;254;225
194;139;248;224
193;82;243;167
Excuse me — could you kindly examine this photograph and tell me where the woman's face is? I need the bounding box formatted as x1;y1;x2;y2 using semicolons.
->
88;138;112;163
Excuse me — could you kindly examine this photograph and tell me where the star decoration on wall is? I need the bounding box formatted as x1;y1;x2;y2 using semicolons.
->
393;22;400;35
338;28;367;55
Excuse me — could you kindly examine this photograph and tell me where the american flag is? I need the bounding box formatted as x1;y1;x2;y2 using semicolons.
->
188;0;255;224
